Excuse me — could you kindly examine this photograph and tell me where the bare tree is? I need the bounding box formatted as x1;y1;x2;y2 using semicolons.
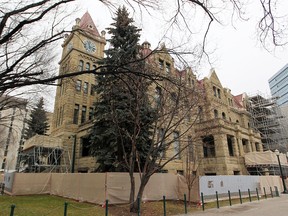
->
1;0;287;100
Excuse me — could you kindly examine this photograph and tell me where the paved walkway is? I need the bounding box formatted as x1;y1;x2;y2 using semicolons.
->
176;194;288;216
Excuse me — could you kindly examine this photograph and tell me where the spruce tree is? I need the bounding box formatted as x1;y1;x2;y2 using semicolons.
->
89;6;155;172
24;97;49;139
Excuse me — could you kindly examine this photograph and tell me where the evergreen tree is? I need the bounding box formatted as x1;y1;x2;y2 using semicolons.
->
24;97;49;139
89;6;155;172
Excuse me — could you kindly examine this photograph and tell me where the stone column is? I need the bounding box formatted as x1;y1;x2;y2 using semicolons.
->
250;139;256;152
247;140;252;152
233;136;239;156
238;138;244;156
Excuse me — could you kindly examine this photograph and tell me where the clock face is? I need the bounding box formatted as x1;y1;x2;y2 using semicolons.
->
83;40;96;53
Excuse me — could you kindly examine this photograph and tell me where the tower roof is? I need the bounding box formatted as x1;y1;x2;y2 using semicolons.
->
79;12;100;37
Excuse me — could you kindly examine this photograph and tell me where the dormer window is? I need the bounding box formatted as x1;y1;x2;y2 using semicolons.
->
165;63;171;73
159;59;164;70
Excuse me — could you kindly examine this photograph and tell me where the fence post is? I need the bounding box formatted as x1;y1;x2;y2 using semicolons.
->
184;194;187;214
105;200;108;216
270;187;273;198
256;188;259;201
275;186;279;197
201;192;204;211
248;189;251;202
238;189;242;204
163;195;166;216
263;187;267;199
0;183;5;195
216;191;219;208
137;196;141;216
64;202;68;216
228;190;232;206
10;204;15;216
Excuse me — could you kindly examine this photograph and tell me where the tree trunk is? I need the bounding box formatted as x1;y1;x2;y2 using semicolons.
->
129;175;135;212
130;175;150;213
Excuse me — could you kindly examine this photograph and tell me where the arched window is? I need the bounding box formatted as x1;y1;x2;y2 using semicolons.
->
214;109;218;118
213;86;217;97
79;60;84;71
86;62;90;71
1;158;6;169
188;78;191;86
198;106;203;122
155;87;162;105
222;112;226;119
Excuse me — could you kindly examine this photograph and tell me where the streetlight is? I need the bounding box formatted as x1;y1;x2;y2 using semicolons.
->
275;149;288;193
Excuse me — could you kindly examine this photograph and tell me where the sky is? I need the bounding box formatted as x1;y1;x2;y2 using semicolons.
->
68;0;288;98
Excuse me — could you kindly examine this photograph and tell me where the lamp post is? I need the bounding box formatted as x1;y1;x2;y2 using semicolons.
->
275;149;288;193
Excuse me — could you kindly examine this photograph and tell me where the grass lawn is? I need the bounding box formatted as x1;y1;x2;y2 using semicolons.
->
0;194;105;216
0;194;270;216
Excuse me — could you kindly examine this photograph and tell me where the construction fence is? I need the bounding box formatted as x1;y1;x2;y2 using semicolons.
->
3;172;284;204
3;172;199;205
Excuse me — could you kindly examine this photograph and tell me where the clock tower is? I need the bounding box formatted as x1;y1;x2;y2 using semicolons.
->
51;12;106;172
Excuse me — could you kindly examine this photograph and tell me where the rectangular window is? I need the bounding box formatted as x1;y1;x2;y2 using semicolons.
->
86;62;90;71
83;82;88;94
89;107;93;120
165;63;171;73
159;59;164;69
81;137;91;157
90;84;95;95
73;104;79;124
227;135;234;156
213;86;217;97
242;139;249;153
217;89;221;99
188;136;194;161
76;80;82;92
158;128;166;158
81;106;87;123
203;135;215;158
173;131;181;159
79;60;84;71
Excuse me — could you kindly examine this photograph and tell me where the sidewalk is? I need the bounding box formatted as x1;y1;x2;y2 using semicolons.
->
176;194;288;216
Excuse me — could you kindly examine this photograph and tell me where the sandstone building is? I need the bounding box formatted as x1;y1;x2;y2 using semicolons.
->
49;12;264;176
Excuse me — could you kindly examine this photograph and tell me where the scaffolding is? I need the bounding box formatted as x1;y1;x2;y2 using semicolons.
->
247;93;287;152
245;151;288;177
16;135;70;173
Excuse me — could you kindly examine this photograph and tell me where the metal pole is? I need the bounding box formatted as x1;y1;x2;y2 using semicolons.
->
216;191;219;208
163;195;166;216
71;135;76;173
238;189;242;204
248;189;251;202
228;190;232;206
276;154;288;193
184;194;187;214
263;187;267;199
138;196;140;216
256;188;259;201
270;186;273;198
64;202;68;216
10;204;15;216
201;192;204;211
105;200;108;216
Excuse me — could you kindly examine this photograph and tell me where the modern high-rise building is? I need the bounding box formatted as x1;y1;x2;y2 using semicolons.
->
269;64;288;106
269;64;288;151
